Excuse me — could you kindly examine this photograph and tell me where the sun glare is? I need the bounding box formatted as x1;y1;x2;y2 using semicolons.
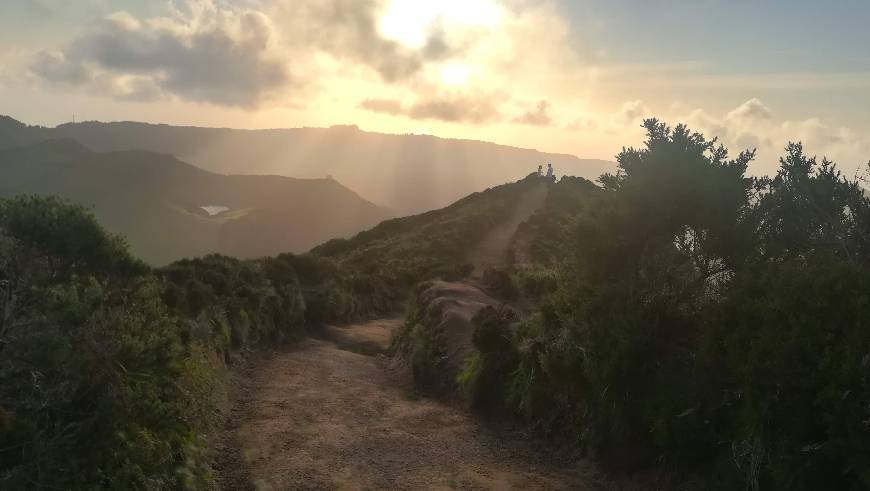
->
378;0;502;49
440;63;472;86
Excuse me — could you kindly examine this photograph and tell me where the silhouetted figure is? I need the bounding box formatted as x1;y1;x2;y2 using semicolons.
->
545;163;555;186
537;164;543;176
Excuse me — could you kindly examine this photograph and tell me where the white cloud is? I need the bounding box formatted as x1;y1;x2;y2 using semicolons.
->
681;98;870;176
725;98;772;123
25;0;596;121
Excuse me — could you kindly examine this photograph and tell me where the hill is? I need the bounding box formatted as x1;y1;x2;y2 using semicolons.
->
4;118;869;490
0;139;390;264
0;170;584;488
0;115;614;215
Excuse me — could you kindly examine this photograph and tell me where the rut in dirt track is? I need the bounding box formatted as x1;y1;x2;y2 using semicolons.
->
466;182;548;276
216;183;606;490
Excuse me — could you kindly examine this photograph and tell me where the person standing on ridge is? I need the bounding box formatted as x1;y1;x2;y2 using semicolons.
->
537;164;543;177
545;163;555;186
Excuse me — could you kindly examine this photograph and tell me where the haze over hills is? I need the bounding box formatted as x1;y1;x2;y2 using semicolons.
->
0;115;615;215
0;138;390;264
3;0;869;486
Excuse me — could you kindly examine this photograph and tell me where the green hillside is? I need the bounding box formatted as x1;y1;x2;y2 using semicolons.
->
314;175;542;281
0;139;390;264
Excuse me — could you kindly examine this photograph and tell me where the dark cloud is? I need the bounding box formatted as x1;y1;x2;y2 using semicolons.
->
514;100;552;126
31;7;291;107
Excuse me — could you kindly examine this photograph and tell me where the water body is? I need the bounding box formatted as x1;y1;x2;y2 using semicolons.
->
200;205;230;216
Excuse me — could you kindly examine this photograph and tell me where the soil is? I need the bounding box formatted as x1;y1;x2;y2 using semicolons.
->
466;183;549;277
221;321;603;490
215;183;621;490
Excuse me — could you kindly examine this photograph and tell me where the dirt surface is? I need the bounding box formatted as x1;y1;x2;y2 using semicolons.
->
224;320;600;490
325;318;400;355
466;182;548;276
216;184;609;489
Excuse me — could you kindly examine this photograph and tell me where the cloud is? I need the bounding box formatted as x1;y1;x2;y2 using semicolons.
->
620;99;648;123
680;98;870;176
359;98;404;115
408;95;500;124
274;0;457;83
18;0;600;128
514;100;552;126
683;108;729;141
273;0;597;125
566;117;597;131
359;93;501;124
15;0;605;133
725;97;772;123
30;2;292;107
31;50;91;85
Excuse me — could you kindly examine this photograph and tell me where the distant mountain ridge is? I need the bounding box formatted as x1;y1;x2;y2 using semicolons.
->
0;115;615;215
0;138;390;264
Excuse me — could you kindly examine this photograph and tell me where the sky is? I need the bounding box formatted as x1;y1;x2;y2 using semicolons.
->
1;0;869;176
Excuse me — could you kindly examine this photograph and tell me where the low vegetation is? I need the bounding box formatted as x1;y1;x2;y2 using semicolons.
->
0;175;541;487
309;176;542;320
2;120;867;488
0;196;214;487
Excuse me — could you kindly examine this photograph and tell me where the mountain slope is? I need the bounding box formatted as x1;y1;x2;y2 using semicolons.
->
0;139;390;264
0;116;614;215
312;175;545;280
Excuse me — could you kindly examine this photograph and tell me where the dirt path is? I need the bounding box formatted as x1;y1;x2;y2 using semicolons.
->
215;184;606;489
224;319;599;490
466;182;548;276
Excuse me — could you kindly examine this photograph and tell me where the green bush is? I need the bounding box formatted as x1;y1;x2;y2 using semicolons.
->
481;267;519;300
513;266;560;300
0;196;211;488
458;306;518;408
160;254;307;348
505;121;870;488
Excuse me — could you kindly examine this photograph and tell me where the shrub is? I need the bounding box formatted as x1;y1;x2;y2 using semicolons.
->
0;196;210;488
458;306;518;407
506;121;870;488
481;267;519;300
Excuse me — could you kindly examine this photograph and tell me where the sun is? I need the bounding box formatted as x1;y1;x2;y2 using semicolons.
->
440;63;472;86
378;0;502;49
